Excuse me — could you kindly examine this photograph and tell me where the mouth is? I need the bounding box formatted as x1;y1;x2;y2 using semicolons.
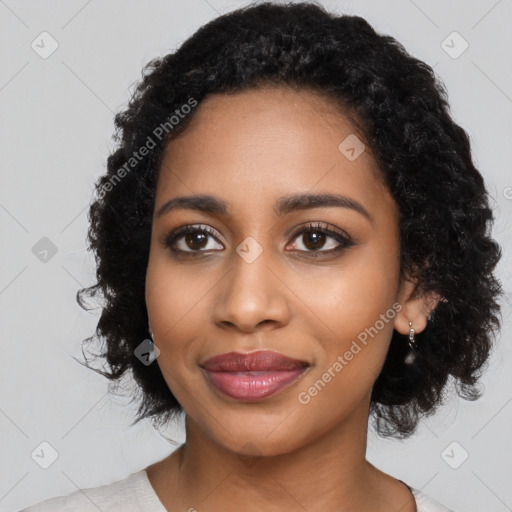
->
200;350;310;402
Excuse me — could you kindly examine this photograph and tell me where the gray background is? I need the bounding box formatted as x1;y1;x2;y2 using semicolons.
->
1;1;511;511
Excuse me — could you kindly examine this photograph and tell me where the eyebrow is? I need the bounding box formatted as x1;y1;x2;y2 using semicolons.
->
156;193;372;222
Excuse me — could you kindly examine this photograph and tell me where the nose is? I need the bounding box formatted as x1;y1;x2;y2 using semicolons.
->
212;248;291;333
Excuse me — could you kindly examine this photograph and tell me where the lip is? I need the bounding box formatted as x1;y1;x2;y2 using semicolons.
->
201;350;309;372
201;350;310;402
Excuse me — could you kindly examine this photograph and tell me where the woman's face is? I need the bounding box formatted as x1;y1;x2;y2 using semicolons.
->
146;87;413;456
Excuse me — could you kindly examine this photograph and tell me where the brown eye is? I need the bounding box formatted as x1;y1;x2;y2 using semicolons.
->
184;232;208;250
288;222;355;257
301;231;327;250
165;225;223;253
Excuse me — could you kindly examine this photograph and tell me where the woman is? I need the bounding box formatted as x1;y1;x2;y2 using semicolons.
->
21;2;503;511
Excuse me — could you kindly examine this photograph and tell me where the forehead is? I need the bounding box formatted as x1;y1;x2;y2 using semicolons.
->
156;87;393;218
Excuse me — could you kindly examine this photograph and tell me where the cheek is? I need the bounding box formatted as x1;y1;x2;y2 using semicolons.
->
144;253;217;391
289;246;400;395
144;268;200;409
145;259;179;356
145;248;217;338
292;244;399;338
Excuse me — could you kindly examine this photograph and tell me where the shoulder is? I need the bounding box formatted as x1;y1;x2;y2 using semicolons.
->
19;470;162;512
409;486;455;512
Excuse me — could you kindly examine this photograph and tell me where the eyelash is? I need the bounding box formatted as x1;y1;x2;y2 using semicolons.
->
163;222;355;258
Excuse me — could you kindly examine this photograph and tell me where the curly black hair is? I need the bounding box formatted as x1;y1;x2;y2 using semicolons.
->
76;1;503;438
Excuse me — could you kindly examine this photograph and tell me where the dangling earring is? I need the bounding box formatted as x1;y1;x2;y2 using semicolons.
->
145;326;160;362
148;327;155;354
405;321;416;365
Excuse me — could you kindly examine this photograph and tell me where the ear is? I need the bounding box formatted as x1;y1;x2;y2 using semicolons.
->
393;271;443;336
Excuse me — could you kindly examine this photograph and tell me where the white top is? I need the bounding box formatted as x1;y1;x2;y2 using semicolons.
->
19;469;454;512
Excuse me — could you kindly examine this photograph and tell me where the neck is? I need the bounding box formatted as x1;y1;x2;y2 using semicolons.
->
147;393;412;512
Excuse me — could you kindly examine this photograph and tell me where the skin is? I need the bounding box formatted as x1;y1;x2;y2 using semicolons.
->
144;86;440;512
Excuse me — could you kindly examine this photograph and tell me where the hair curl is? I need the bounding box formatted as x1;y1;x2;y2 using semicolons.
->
77;1;503;438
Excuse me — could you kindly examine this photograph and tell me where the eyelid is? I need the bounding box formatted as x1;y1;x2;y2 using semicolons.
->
163;223;224;251
163;221;354;255
288;221;351;243
286;221;354;254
